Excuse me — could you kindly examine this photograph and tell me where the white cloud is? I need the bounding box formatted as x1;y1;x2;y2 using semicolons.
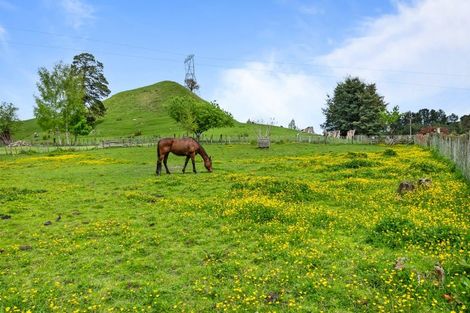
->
212;62;327;131
317;0;470;115
211;0;470;131
60;0;95;29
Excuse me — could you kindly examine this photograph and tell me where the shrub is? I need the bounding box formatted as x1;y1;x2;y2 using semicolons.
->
409;161;439;174
232;180;316;202
0;187;47;202
368;217;467;249
237;204;277;223
368;217;417;248
342;159;375;169
347;151;368;158
383;148;397;157
266;181;315;202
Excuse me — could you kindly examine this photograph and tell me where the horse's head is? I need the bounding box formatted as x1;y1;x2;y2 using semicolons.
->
204;156;213;172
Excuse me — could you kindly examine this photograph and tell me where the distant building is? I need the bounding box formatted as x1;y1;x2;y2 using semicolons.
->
419;126;449;135
302;126;315;134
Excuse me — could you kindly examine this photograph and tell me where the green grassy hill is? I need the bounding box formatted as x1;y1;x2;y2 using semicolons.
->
15;81;306;141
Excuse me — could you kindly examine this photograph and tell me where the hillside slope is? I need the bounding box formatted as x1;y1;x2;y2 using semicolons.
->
94;80;196;137
15;81;200;139
15;81;306;140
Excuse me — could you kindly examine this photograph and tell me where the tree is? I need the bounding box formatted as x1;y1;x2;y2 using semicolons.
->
380;105;400;135
184;78;199;93
288;119;297;130
322;77;387;135
167;96;234;139
0;102;19;145
417;109;430;125
71;53;111;125
447;113;460;133
461;115;470;133
429;109;447;125
34;62;86;145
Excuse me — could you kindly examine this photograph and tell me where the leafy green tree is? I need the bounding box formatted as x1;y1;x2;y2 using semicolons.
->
70;115;92;144
34;62;86;145
0;102;19;145
322;77;387;135
447;113;460;133
168;96;234;139
72;53;111;125
380;105;400;135
288;119;297;130
461;115;470;133
417;109;430;125
429;109;447;125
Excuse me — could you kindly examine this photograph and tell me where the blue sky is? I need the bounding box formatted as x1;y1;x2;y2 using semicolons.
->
1;0;469;131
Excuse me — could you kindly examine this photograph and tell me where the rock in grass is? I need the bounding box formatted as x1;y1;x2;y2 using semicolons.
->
418;177;432;188
44;221;52;226
19;245;32;251
265;291;280;303
434;262;445;285
397;181;415;194
0;248;5;253
394;257;407;270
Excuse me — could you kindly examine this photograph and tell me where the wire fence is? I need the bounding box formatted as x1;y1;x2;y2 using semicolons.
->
0;133;341;155
0;134;419;156
415;133;470;180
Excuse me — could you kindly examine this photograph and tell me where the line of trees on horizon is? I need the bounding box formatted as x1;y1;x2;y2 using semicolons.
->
321;76;470;136
391;109;469;135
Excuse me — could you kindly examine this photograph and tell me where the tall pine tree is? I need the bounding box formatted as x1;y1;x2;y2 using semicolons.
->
72;53;111;126
322;77;387;135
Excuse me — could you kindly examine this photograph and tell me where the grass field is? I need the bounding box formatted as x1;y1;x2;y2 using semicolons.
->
0;143;468;312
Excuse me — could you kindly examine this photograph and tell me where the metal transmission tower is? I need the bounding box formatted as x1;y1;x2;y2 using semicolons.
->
184;54;199;92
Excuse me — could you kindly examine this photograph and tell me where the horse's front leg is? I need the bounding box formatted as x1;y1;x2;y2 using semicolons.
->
182;156;190;173
191;154;197;173
156;152;164;176
156;160;162;176
163;153;171;174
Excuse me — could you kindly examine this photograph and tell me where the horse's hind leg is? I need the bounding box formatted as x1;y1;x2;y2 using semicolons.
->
163;153;171;174
182;156;190;173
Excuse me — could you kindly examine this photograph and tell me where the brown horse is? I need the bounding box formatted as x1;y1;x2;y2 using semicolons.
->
156;138;212;175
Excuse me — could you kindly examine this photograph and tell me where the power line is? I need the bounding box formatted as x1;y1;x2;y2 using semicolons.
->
5;26;470;79
3;40;470;92
5;27;189;57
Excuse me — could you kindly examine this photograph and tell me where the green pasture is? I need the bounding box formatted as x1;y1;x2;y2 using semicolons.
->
0;143;468;312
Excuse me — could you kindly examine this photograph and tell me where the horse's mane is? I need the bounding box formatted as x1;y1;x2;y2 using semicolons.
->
196;143;210;160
